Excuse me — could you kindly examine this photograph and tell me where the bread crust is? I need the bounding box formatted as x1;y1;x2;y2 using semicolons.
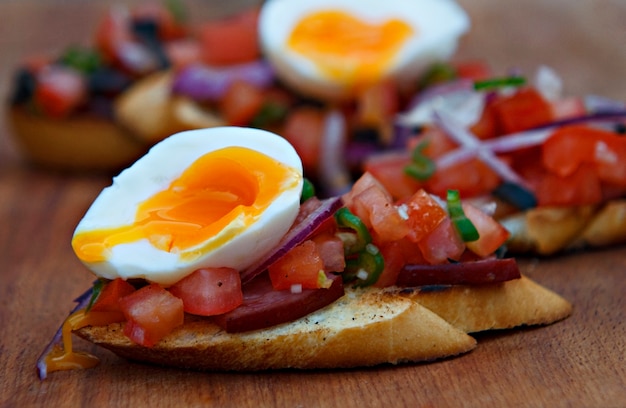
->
7;107;147;172
76;288;477;371
399;275;572;333
113;71;225;144
7;72;224;173
500;202;626;255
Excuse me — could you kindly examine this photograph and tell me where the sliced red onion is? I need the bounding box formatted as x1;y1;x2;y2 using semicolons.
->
318;110;352;197
396;79;482;128
390;122;416;149
437;127;554;170
36;286;94;380
345;140;381;169
584;94;626;112
171;60;275;101
433;109;531;189
409;78;475;109
240;196;343;284
533;109;626;130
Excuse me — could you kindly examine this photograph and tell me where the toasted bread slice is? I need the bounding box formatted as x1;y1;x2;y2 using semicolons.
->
8;107;147;172
114;72;224;144
76;288;477;371
398;276;572;333
499;201;626;255
500;206;597;255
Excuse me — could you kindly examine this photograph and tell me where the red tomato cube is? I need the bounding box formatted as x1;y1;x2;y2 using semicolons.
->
169;267;243;316
119;284;184;347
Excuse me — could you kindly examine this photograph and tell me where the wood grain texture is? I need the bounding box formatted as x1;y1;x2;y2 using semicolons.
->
1;1;625;407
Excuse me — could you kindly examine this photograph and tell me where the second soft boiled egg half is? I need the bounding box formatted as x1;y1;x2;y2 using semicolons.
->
259;0;470;101
71;127;303;286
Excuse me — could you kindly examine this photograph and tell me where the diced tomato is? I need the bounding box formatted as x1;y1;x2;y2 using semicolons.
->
343;171;393;209
425;158;500;199
95;7;158;75
351;184;409;243
219;80;264;126
550;97;586;121
594;136;626;187
94;7;133;63
169;267;243;316
417;217;465;264
311;232;346;273
119;283;184;347
535;163;603;206
375;240;405;287
268;240;327;290
410;127;458;157
363;152;421;201
543;125;626;186
492;88;553;134
542;125;597;177
376;237;426;287
281;106;325;176
90;278;136;313
198;7;260;65
462;203;510;257
165;39;202;69
470;101;499;140
34;66;87;118
403;189;447;243
453;60;492;81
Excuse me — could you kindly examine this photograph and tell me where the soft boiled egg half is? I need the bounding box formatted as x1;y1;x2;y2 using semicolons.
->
71;127;303;286
259;0;470;101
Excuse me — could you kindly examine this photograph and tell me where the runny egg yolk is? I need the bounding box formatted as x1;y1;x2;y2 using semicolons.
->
288;10;414;86
72;146;300;263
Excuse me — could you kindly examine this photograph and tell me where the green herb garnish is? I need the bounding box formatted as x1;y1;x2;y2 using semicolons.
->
446;189;480;242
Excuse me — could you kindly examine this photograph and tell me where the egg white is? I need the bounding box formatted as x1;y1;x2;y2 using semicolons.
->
72;127;303;286
259;0;470;101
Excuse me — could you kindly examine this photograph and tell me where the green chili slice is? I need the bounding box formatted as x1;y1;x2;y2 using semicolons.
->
404;140;436;181
446;189;480;242
473;76;526;91
334;207;372;254
300;178;315;203
344;245;385;287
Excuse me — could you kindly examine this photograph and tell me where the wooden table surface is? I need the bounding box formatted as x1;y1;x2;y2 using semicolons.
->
1;1;625;407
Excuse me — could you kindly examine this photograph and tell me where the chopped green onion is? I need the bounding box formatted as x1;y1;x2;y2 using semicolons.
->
473;76;526;91
334;207;372;254
85;279;106;312
404;140;436;181
60;46;102;74
300;178;315;203
446;189;480;242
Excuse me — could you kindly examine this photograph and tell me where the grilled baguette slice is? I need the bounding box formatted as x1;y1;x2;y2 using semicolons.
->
500;201;626;255
8;107;147;172
76;287;477;371
400;275;572;333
